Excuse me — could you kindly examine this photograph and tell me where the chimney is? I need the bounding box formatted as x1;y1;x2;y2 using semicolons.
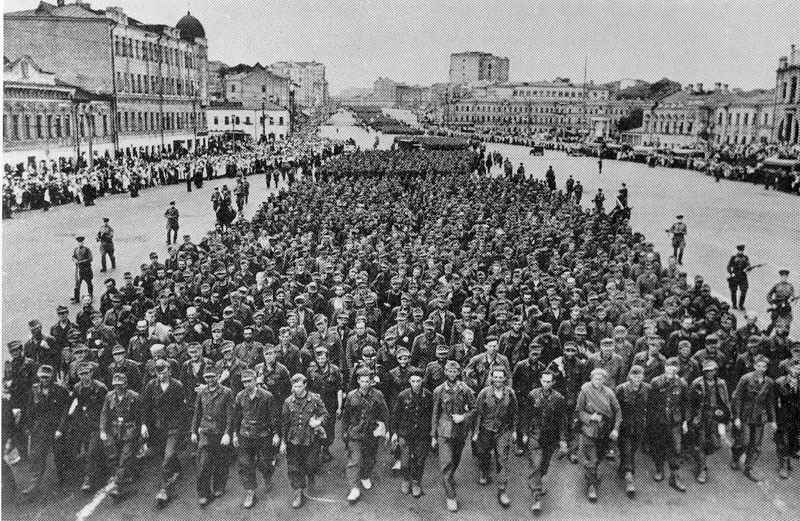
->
696;82;703;93
685;83;693;92
714;82;722;91
791;44;797;65
723;84;729;91
779;56;788;69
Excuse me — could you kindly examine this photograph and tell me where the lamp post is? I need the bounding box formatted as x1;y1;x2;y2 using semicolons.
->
261;97;266;142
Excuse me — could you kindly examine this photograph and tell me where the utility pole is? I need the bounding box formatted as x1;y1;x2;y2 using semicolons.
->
583;55;589;140
261;97;266;142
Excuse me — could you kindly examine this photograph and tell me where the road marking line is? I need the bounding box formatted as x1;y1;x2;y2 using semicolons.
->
75;483;112;521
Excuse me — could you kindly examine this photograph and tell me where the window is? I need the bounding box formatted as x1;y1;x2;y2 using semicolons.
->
224;116;229;125
35;115;43;139
743;113;748;126
279;116;284;125
781;82;787;100
245;116;251;125
54;116;61;138
214;117;219;125
11;115;19;139
791;77;798;103
235;117;240;125
103;115;108;135
64;115;70;137
231;84;236;92
262;85;266;93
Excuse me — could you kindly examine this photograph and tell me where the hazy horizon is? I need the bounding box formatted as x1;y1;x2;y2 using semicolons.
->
4;0;798;95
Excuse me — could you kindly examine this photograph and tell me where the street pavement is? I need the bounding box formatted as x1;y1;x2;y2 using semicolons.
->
2;123;799;520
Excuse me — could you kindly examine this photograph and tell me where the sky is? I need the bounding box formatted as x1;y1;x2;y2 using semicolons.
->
4;0;799;94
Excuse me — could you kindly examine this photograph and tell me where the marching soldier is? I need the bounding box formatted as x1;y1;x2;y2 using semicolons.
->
390;366;433;498
547;341;589;462
765;268;795;335
280;373;328;509
306;346;344;462
164;201;180;246
72;236;94;304
232;369;280;509
512;342;547;456
726;244;751;310
473;365;517;508
666;215;687;265
615;365;650;496
575;368;621;502
191;366;234;506
141;359;186;506
730;354;776;482
688;360;731;484
341;365;390;504
21;365;70;496
99;372;143;498
647;357;689;492
430;360;475;512
524;370;567;514
774;358;800;479
67;362;108;493
97;217;116;272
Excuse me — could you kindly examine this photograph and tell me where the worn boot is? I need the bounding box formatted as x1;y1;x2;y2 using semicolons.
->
624;471;635;496
779;458;789;479
531;492;542;514
242;489;255;509
669;473;686;492
586;482;598;502
446;497;458;512
497;489;511;508
291;489;304;509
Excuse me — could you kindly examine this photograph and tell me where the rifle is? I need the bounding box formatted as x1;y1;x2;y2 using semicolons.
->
727;263;765;282
767;295;800;314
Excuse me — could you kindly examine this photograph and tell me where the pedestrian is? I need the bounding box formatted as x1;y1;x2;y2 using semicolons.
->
431;360;475;512
688;360;731;484
575;367;621;502
99;371;142;498
232;368;280;509
473;365;517;507
647;357;689;491
341;365;390;504
726;244;751;310
615;364;650;496
96;217;116;272
667;215;687;265
730;354;776;482
765;269;795;335
72;235;94;304
524;370;567;513
280;373;328;509
390;366;432;498
774;358;800;479
164;201;179;246
66;362;108;493
191;366;234;506
306;346;344;463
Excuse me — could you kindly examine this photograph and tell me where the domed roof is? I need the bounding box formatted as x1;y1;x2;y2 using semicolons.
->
176;11;205;40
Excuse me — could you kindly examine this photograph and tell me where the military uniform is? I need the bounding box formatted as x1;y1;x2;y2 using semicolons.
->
164;204;180;245
306;360;343;449
141;376;186;491
73;240;94;302
731;371;775;473
431;379;475;501
66;377;108;488
390;386;433;487
726;251;750;310
526;386;567;500
668;219;687;264
191;383;234;499
24;380;70;490
774;371;800;476
647;373;688;478
688;375;730;478
97;221;116;272
233;385;280;492
575;381;621;494
281;390;328;490
341;385;389;489
615;380;650;480
100;386;143;488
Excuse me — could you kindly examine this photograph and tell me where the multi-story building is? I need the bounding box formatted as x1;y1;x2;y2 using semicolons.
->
207;59;228;102
373;77;398;103
269;61;327;108
444;79;620;137
449;52;509;84
774;44;799;144
3;55;111;168
4;1;209;159
221;64;292;108
712;88;775;146
207;100;289;142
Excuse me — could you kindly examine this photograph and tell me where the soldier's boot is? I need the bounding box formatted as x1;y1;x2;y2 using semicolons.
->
155;487;169;507
669;472;686;492
347;487;361;504
400;480;411;494
411;482;423;498
497;489;511;508
81;475;92;493
446;497;458;512
624;471;635;497
730;450;742;470
586;482;598;503
242;489;255;509
291;489;304;509
696;468;708;484
531;491;543;514
779;458;789;479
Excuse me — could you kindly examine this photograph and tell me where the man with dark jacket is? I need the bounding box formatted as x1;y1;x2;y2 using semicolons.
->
731;354;776;481
66;362;108;493
100;372;143;497
390;366;432;498
647;357;689;491
615;364;650;496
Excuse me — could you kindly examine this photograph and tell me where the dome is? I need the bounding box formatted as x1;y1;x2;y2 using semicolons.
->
176;11;205;40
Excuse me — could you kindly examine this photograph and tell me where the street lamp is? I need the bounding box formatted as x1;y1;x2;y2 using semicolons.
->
261;96;266;142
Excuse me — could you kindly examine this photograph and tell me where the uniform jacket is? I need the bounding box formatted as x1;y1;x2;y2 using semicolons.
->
281;390;328;446
475;385;517;433
390;387;433;438
615;381;650;434
100;388;142;440
732;371;775;425
341;386;389;441
65;379;107;431
688;376;731;424
527;387;567;441
648;374;688;426
431;380;476;439
141;377;186;433
192;384;234;440
233;386;280;438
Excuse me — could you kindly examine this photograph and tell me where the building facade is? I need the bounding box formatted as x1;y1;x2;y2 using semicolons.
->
269;61;327;108
4;2;210;159
449;52;509;84
222;65;292;108
774;44;799;144
207;101;289;141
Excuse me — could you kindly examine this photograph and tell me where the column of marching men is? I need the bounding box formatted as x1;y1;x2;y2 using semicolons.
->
3;147;798;515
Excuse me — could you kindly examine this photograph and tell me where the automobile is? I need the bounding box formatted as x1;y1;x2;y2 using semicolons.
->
529;145;545;156
753;156;800;192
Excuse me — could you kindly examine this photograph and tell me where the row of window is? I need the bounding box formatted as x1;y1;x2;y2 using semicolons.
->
716;111;771;127
452;115;578;125
512;89;605;99
455;104;607;115
4;113;77;141
212;115;284;126
116;72;197;97
114;36;197;69
117;110;206;133
779;76;798;103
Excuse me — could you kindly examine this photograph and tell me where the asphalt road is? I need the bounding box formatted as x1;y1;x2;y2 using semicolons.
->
2;122;799;520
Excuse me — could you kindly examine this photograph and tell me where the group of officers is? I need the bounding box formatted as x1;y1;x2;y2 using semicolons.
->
3;147;799;516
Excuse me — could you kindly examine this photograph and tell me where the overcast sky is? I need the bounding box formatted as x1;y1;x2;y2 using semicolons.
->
5;0;799;93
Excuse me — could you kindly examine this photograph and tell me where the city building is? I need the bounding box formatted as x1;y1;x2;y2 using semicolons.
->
269;61;328;108
4;2;210;158
221;64;292;108
3;55;112;168
207;59;228;102
774;44;799;144
207;100;289;142
373;77;398;103
449;51;509;84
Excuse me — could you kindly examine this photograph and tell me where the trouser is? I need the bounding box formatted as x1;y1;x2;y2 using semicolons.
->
237;436;275;490
346;437;378;487
286;440;319;490
728;278;748;309
100;245;116;271
186;177;192;192
104;433;139;485
28;428;69;488
691;419;720;474
437;436;466;499
166;226;178;245
527;434;557;495
775;421;799;458
672;241;685;264
71;428;105;482
398;435;430;484
648;423;682;473
618;427;644;475
74;265;93;301
320;405;337;448
152;429;183;487
565;408;578;456
765;305;792;336
474;428;512;490
196;437;231;498
579;433;610;486
731;423;764;471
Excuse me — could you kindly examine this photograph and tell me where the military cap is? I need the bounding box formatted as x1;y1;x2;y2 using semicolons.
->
220;340;235;353
628;364;645;376
791;343;800;353
290;373;307;384
57;305;69;314
384;329;398;340
77;362;95;375
408;366;424;378
91;310;103;319
253;310;265;319
361;345;377;357
444;360;461;371
150;343;165;355
203;366;218;378
563;341;578;351
753;354;769;365
435;343;450;355
264;343;279;353
396;347;411;359
186;342;201;353
222;306;234;315
485;334;498;344
779;268;790;276
574;324;588;335
293;294;306;304
705;333;719;344
211;322;224;332
111;372;128;385
676;215;684;219
241;369;256;382
396;310;409;320
590;367;608;379
149;252;159;259
110;293;122;302
172;324;186;334
155;358;170;370
355;365;373;377
102;217;109;222
314;314;327;325
76;236;85;242
529;342;543;353
701;360;718;372
123;271;133;278
7;340;23;352
664;356;679;367
112;345;126;355
736;244;745;251
314;345;329;355
600;337;614;346
73;344;89;353
28;319;42;328
423;319;435;328
169;201;176;205
677;339;692;349
37;364;55;377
